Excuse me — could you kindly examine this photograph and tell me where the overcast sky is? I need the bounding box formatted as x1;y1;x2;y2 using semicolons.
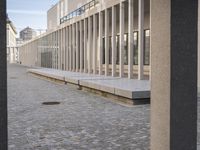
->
7;0;58;36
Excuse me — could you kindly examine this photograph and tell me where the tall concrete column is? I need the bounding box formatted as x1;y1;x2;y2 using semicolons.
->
128;0;134;79
120;2;125;77
84;19;88;73
60;30;62;69
151;0;198;150
69;25;72;71
63;28;66;70
56;34;58;69
80;20;83;72
105;9;109;76
52;32;55;69
73;24;76;72
56;32;58;69
50;34;52;68
76;22;79;72
58;30;61;70
61;29;63;70
99;12;103;75
88;16;92;73
93;14;97;74
138;0;144;80
45;37;47;68
51;33;53;69
112;6;116;77
66;27;69;71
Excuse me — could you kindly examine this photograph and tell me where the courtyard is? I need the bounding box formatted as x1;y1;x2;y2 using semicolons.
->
8;64;150;150
7;64;200;149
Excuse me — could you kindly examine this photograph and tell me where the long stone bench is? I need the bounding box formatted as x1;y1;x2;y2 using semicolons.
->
28;68;150;104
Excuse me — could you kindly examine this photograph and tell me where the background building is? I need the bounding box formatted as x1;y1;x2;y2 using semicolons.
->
20;27;36;41
20;0;150;78
47;4;59;31
7;16;18;63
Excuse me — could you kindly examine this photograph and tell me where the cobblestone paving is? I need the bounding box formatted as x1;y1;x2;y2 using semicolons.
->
7;64;200;150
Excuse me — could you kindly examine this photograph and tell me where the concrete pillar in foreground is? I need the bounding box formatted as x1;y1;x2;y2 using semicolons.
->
128;0;134;79
112;6;116;77
99;12;103;75
151;0;198;150
0;0;7;148
105;9;109;76
138;0;144;80
119;2;125;78
80;21;83;72
93;14;97;74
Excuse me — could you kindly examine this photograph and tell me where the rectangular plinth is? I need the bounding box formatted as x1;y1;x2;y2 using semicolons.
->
28;68;150;100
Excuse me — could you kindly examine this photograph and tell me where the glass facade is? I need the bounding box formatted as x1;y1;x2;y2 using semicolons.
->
102;37;105;64
133;31;138;65
116;35;120;65
101;30;151;66
124;34;128;65
109;36;112;64
144;30;150;65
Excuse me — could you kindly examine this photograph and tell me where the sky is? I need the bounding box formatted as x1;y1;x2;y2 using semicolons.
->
7;0;58;37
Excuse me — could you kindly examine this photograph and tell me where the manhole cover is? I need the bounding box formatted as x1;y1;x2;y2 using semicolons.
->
42;102;61;105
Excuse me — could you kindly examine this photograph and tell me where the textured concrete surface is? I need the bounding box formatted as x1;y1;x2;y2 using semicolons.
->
8;64;150;150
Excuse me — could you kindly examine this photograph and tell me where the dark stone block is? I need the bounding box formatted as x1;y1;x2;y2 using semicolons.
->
171;0;198;149
0;0;7;149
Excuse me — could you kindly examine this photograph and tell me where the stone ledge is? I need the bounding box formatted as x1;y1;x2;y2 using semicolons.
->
27;68;150;104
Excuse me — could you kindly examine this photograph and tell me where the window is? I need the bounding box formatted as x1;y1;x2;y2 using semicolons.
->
109;36;112;64
116;35;120;65
144;29;150;65
133;31;138;65
124;34;128;65
102;37;105;64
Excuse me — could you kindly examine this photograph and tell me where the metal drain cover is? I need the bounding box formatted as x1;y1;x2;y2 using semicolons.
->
42;102;60;105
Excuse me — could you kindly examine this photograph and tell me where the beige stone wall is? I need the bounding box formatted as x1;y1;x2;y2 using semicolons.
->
66;0;88;14
47;4;59;31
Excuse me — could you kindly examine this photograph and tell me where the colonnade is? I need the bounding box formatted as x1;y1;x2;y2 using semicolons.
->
7;47;20;63
19;0;150;80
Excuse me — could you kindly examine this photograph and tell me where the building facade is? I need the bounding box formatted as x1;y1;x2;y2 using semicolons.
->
20;27;36;41
7;17;18;63
19;0;150;79
47;4;59;31
17;1;199;149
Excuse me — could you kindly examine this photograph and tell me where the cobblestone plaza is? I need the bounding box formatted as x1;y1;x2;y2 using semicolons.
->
7;64;200;149
8;64;150;149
